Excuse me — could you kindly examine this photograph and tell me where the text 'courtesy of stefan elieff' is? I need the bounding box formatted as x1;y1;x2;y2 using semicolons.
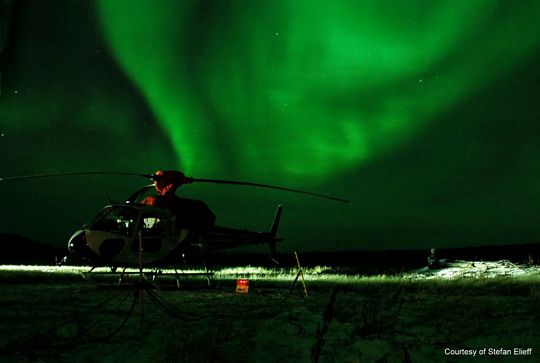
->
444;348;533;358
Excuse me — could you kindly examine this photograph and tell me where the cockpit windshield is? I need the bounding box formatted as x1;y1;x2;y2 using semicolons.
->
90;206;138;236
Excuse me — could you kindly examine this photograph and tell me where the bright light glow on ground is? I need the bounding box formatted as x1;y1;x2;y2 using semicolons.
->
1;261;539;283
0;265;91;273
410;260;540;279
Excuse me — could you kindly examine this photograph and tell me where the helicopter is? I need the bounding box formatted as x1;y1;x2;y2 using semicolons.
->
1;170;348;270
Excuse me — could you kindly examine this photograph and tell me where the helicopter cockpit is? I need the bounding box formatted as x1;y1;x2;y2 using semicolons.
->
68;204;190;265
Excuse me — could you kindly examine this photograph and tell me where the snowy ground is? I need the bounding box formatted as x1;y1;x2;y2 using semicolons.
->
411;260;540;279
0;262;539;362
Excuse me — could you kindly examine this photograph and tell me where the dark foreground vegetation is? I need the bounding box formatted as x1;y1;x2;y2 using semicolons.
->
0;267;539;362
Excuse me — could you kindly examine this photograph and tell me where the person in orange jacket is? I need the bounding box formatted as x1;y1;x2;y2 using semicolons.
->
141;170;192;207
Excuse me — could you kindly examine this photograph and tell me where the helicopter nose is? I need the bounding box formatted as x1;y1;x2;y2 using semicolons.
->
68;230;88;256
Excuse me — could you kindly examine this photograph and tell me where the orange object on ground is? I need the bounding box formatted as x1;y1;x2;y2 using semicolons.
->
236;279;250;293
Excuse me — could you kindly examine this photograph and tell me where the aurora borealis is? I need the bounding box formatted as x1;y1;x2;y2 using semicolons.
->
2;0;540;251
96;0;540;182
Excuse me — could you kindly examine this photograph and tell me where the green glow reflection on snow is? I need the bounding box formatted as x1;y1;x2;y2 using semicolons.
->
97;1;540;184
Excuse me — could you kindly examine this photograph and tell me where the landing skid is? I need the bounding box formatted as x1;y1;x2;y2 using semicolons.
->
81;265;215;289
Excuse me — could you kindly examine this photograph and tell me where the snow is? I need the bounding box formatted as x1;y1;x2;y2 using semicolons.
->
0;262;539;362
410;260;540;279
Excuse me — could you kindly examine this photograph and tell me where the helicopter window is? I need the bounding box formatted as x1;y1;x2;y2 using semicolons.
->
91;207;137;236
141;214;167;236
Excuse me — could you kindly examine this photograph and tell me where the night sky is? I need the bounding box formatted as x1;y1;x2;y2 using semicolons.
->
1;0;540;252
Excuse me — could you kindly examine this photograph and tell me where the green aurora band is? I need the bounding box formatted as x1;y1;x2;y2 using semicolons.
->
97;0;540;184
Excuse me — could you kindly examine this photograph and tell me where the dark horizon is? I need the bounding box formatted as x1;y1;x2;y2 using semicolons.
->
2;232;539;273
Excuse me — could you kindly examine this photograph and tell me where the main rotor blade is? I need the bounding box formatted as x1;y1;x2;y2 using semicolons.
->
191;178;349;203
0;171;350;203
0;171;154;182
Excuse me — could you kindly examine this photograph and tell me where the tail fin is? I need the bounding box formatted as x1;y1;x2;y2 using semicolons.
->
268;204;283;263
